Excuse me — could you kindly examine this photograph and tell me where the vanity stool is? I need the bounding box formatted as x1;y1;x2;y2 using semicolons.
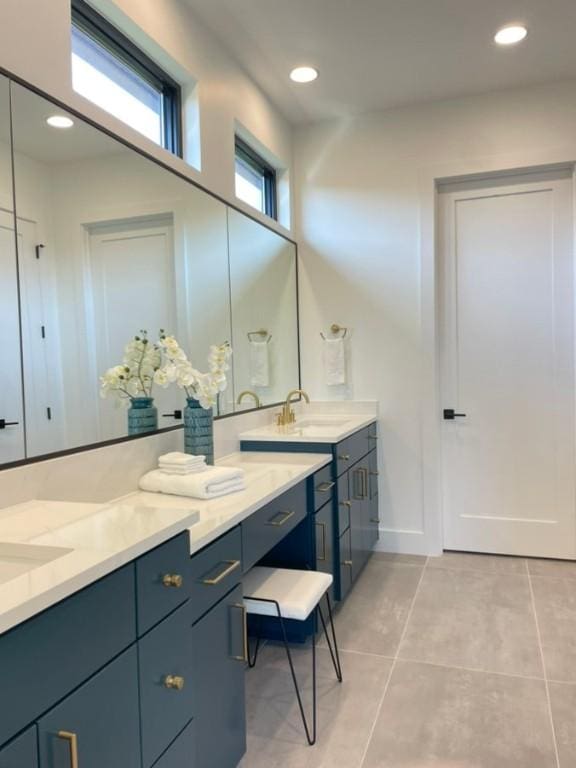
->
243;566;343;746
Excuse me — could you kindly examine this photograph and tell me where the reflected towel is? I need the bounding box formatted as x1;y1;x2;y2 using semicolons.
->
322;337;346;386
139;466;246;499
249;341;270;387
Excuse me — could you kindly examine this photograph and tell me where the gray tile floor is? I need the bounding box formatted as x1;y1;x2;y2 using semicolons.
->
240;552;576;768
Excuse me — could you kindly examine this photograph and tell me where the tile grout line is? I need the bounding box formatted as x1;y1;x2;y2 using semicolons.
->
527;561;561;768
357;556;429;768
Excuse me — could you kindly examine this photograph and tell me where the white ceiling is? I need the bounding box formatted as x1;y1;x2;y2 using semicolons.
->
184;0;576;124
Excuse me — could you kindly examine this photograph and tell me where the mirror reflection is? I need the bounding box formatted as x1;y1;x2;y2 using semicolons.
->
10;82;232;457
0;76;23;465
228;209;300;409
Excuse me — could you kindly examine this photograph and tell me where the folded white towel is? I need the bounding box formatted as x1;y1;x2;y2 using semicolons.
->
139;466;246;500
249;341;270;388
158;465;207;476
158;451;206;466
322;337;346;386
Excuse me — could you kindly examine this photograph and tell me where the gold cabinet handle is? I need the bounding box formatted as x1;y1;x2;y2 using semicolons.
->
162;573;183;588
338;454;350;461
339;500;351;508
58;731;79;768
361;468;369;499
316;521;327;561
343;560;353;567
202;559;241;585
266;509;295;527
316;481;335;493
369;470;379;476
371;518;381;523
231;603;248;662
163;674;185;691
368;435;378;440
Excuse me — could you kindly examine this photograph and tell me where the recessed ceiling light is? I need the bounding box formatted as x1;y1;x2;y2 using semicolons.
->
290;66;319;84
46;115;74;129
494;25;528;45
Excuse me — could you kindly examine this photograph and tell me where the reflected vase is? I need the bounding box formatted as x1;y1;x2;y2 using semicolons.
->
184;397;214;465
127;397;158;436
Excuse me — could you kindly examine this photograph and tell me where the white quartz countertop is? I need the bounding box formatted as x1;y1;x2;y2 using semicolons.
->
239;413;376;444
0;500;198;635
120;451;332;555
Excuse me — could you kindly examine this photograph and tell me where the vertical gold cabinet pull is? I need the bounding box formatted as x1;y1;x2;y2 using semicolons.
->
58;731;79;768
316;521;327;561
231;603;248;662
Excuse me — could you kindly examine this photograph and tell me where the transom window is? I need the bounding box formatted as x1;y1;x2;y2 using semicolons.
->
235;138;278;219
71;0;181;155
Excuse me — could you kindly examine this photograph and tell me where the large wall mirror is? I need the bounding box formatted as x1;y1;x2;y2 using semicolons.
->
0;80;300;466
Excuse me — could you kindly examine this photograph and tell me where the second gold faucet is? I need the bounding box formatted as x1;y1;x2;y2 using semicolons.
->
277;389;310;426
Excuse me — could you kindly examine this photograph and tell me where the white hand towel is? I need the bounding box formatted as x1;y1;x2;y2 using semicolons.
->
158;451;206;466
249;341;270;388
158;465;207;476
322;337;346;386
139;466;246;500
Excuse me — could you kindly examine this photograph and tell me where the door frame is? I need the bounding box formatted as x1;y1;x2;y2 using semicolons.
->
418;153;576;557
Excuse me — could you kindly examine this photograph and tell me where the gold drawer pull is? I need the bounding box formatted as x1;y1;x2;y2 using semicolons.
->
368;435;378;441
339;500;351;508
316;521;327;561
266;509;295;527
231;603;248;662
369;471;379;476
163;674;185;691
371;518;381;523
343;560;353;567
58;731;79;768
162;573;183;588
338;454;350;461
316;481;335;493
202;559;241;585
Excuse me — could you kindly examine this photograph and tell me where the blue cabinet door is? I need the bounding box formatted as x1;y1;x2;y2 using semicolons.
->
0;727;38;768
315;501;335;601
37;647;141;768
191;584;246;768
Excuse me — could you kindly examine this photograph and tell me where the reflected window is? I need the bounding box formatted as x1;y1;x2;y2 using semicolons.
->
235;138;277;219
71;0;181;155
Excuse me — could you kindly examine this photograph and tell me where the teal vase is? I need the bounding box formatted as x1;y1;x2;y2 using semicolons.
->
128;397;158;435
184;397;214;464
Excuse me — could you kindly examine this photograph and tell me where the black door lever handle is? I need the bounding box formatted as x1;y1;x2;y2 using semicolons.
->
443;409;467;420
162;410;183;420
0;419;19;429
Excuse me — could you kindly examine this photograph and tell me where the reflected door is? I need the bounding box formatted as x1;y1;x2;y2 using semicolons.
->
88;216;180;441
0;210;25;462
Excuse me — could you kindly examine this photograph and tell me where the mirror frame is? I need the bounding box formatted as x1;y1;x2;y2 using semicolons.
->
1;66;302;470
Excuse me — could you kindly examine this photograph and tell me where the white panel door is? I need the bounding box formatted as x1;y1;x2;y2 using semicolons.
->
88;218;180;442
0;210;25;463
440;171;576;558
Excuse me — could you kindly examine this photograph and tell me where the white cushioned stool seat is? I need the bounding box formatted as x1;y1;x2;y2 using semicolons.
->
243;567;333;622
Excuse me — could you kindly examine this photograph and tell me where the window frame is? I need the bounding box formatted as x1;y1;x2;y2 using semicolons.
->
235;137;278;220
71;0;182;156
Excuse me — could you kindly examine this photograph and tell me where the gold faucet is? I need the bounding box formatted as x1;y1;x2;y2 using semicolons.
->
277;389;310;427
237;390;261;408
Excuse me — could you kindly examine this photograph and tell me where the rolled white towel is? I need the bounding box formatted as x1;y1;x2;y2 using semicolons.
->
139;466;246;500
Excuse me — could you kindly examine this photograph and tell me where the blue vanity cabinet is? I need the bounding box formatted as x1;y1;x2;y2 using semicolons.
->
0;728;38;768
37;646;141;768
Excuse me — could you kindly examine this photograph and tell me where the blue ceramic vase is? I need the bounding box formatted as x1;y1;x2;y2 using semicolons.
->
184;397;214;464
127;397;158;435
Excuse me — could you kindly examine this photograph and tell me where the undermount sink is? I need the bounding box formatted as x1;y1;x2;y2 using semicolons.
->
0;542;72;585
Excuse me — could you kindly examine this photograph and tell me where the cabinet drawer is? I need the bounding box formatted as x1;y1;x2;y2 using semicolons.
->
334;423;377;475
153;720;196;768
337;473;350;534
137;531;191;635
189;526;242;625
312;463;335;511
242;482;307;572
38;647;141;768
0;565;136;746
0;727;37;768
139;601;196;768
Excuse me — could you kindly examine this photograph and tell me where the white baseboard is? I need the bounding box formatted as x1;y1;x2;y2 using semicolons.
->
375;528;437;557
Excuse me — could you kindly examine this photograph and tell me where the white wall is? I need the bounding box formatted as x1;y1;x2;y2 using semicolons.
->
294;79;576;555
0;0;293;233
